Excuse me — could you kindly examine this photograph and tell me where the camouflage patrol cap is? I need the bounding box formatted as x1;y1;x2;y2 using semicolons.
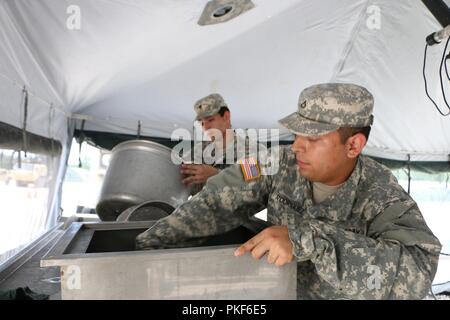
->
194;93;228;120
279;83;374;136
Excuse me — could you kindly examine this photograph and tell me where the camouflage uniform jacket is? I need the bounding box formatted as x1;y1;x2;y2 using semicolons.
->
137;146;441;299
185;131;252;195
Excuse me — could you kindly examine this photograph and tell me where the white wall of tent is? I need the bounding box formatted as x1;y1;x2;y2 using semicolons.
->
0;0;449;295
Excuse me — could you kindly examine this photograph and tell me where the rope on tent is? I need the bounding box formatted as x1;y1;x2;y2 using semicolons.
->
21;86;29;158
70;112;183;136
137;120;142;139
48;103;56;157
0;72;69;117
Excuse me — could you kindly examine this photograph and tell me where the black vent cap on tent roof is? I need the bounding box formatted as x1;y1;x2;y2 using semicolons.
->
198;0;255;26
213;5;233;18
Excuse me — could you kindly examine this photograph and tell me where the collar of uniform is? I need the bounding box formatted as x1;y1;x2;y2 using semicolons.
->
307;157;362;219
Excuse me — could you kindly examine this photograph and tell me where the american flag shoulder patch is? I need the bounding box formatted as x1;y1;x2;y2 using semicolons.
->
239;157;261;182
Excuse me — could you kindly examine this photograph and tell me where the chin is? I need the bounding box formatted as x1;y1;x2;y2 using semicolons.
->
299;168;321;182
297;167;310;178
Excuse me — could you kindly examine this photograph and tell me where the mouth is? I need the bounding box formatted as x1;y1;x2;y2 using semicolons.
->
296;157;309;168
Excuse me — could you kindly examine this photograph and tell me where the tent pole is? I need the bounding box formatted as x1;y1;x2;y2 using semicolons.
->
137;120;141;140
407;154;411;194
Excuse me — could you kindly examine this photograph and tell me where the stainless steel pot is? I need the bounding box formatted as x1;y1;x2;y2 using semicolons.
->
116;200;175;222
96;140;189;221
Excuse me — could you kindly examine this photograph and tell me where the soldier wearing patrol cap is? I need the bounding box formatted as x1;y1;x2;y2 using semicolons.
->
193;93;228;121
180;93;249;195
137;83;441;299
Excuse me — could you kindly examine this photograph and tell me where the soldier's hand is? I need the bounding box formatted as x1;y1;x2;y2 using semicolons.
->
180;164;219;186
234;226;294;267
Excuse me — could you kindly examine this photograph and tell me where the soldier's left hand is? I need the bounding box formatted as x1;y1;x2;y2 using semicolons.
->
234;226;294;266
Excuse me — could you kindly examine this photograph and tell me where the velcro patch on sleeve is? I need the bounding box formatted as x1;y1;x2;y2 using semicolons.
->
239;157;261;182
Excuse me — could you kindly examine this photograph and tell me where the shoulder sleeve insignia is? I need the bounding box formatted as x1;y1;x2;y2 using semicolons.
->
239;157;261;182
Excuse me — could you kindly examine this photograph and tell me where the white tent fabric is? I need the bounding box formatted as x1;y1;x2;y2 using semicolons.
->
1;0;449;289
0;0;449;161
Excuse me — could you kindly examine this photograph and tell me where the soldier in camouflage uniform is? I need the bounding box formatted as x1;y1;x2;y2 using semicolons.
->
181;93;251;195
137;83;441;299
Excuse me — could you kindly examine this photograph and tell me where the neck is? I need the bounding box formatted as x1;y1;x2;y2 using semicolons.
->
324;158;358;186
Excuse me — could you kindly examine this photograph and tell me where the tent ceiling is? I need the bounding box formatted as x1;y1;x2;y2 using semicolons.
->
0;0;449;161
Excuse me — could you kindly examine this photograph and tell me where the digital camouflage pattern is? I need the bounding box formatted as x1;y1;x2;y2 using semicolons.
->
194;93;228;120
136;145;441;299
183;130;254;195
137;83;440;299
279;83;375;136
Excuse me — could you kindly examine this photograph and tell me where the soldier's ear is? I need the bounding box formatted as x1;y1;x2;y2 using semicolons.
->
224;110;231;122
346;133;366;159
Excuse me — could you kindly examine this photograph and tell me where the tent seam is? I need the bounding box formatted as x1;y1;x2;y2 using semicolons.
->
329;0;373;81
1;2;66;109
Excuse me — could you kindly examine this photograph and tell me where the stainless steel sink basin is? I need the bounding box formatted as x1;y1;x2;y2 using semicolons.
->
41;221;296;300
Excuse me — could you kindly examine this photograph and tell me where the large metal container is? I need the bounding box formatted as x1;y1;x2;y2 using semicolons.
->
96;140;189;221
116;200;175;222
41;221;296;300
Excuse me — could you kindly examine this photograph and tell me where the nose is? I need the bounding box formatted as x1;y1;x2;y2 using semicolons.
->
202;122;211;131
291;135;306;154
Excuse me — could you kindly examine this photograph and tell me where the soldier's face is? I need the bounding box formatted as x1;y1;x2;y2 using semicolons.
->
291;131;353;185
200;112;231;140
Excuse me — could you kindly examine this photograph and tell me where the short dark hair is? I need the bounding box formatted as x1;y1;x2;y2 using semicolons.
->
218;106;230;117
337;126;371;144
